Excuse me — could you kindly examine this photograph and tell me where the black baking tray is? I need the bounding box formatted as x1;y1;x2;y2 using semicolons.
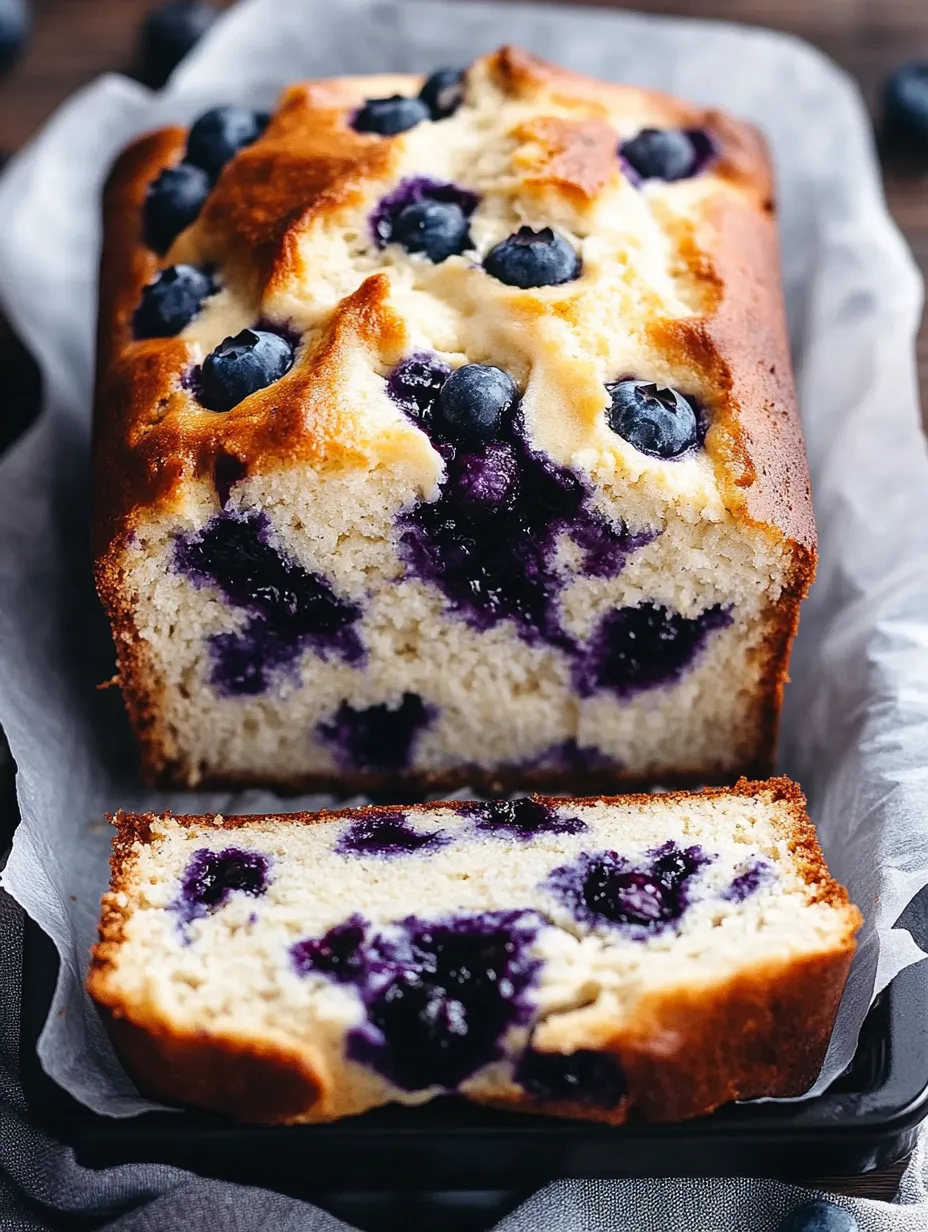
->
18;910;928;1205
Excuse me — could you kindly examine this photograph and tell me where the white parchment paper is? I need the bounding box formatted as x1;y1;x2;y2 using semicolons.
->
2;0;928;1117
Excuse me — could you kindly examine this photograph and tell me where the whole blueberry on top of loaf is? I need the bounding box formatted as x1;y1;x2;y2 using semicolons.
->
93;45;815;793
484;226;581;288
186;106;268;179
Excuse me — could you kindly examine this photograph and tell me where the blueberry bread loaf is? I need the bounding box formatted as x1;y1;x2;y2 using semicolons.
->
94;46;815;791
88;779;857;1125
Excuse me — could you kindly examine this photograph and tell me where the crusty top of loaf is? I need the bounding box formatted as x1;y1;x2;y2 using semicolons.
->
93;46;814;562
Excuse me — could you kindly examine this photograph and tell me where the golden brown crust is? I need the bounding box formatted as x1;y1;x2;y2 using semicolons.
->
98;1008;324;1123
652;191;815;552
479;947;854;1126
93;45;816;791
95;943;855;1127
94;45;810;549
88;779;859;1125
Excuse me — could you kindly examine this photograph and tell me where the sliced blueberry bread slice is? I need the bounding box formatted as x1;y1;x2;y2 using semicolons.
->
88;778;858;1125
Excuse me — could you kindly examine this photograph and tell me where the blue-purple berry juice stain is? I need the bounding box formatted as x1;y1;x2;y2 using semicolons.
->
316;693;433;773
174;511;364;696
176;846;270;927
575;602;733;700
389;354;653;651
291;910;544;1091
387;353;732;699
515;1046;626;1108
335;810;449;857
507;739;620;774
724;861;771;902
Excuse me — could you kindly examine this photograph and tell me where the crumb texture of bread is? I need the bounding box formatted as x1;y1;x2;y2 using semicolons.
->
88;779;858;1125
93;47;815;790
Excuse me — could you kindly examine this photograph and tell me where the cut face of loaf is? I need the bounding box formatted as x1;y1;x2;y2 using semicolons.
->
88;779;859;1126
94;46;815;792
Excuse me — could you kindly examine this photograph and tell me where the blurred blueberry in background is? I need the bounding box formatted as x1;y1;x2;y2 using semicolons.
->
0;0;30;77
882;61;928;158
137;0;217;88
777;1199;859;1232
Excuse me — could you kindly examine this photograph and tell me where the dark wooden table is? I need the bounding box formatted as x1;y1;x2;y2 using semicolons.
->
0;0;921;1206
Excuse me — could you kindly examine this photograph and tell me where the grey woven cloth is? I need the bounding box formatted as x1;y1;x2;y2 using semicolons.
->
3;888;928;1230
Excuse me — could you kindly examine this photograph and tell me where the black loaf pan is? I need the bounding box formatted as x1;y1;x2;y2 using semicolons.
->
19;912;928;1203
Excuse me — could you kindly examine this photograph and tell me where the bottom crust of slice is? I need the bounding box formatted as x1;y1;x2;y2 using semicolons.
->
98;942;853;1126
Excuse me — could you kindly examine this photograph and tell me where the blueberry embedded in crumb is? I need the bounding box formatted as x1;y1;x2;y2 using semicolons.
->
464;797;587;841
516;1046;626;1108
620;128;696;182
371;177;480;258
435;363;519;444
291;910;543;1091
547;843;710;934
445;442;520;517
882;62;928;153
138;1;216;89
317;693;433;773
200;328;294;412
605;379;699;459
144;162;211;254
175;510;364;695
186;105;268;180
483;226;581;289
0;0;30;77
576;601;732;700
386;352;451;427
133;264;216;338
395;353;654;647
776;1200;858;1232
586;866;668;926
291;916;368;982
178;846;269;924
389;200;472;263
419;68;466;120
352;95;431;136
351;910;544;1091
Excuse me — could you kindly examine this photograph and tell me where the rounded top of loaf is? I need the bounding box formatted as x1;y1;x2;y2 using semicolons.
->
94;45;814;565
